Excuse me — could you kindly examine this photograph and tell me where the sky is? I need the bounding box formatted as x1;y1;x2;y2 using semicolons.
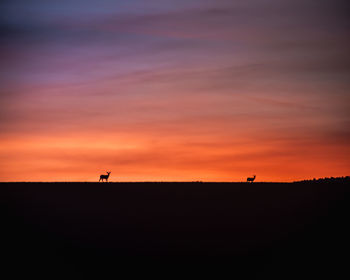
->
0;0;349;182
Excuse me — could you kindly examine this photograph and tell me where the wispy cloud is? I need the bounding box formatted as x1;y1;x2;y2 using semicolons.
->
0;0;349;181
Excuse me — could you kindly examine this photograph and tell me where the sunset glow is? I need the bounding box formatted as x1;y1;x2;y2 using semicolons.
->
1;0;349;181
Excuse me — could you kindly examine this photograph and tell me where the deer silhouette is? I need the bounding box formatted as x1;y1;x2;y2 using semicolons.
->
247;175;256;183
99;171;111;182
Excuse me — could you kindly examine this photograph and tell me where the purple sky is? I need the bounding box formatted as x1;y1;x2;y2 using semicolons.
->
0;0;349;181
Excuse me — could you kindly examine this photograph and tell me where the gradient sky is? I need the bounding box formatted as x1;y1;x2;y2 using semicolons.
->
1;0;349;182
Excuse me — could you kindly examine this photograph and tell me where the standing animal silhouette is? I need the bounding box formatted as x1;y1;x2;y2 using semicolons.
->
99;171;111;182
247;175;256;183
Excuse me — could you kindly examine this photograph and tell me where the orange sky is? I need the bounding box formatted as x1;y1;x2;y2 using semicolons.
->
1;0;349;182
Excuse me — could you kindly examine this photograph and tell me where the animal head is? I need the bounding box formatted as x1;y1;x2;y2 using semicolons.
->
107;171;111;175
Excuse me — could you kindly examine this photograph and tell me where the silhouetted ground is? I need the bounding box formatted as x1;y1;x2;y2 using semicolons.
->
1;182;349;278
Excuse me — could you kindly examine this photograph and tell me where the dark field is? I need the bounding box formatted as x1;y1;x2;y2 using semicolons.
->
1;182;349;278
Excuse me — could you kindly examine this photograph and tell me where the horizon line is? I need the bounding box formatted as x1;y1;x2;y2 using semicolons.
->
0;180;318;184
1;176;348;184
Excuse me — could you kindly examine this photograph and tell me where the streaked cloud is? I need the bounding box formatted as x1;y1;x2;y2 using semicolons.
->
0;0;349;181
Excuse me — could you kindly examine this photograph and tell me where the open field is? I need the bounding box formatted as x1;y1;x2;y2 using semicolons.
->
1;182;349;277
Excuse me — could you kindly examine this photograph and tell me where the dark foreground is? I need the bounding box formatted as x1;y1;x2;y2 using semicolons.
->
1;182;349;278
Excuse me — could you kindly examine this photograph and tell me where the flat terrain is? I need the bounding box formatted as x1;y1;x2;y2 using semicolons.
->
1;182;349;278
